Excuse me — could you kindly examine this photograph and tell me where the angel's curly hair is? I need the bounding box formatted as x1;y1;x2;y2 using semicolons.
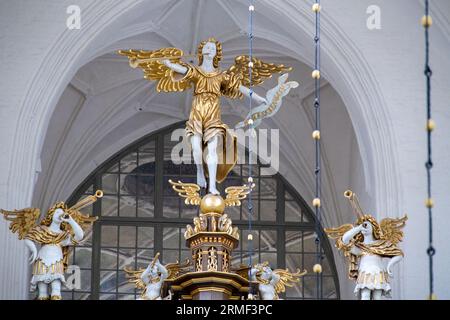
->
41;201;68;227
354;214;382;242
197;38;223;68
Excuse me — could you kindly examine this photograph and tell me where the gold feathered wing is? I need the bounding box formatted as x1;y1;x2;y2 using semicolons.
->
324;224;359;279
380;215;408;245
124;267;146;291
224;184;254;207
0;208;41;240
272;268;307;295
168;180;201;205
165;259;191;280
66;209;98;234
118;48;192;92
227;55;291;87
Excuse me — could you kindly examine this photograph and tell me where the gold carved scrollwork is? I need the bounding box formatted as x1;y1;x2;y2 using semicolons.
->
207;247;218;271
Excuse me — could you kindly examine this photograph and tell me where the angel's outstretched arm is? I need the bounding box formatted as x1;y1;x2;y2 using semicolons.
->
24;239;37;264
342;225;363;245
239;85;267;105
386;255;402;276
162;60;188;75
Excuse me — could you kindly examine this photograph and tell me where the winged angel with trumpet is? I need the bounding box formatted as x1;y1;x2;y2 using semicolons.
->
250;262;306;300
119;38;298;195
124;252;190;300
0;191;102;300
325;190;407;300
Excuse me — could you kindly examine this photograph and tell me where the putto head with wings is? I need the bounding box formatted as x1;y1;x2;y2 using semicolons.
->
119;39;298;195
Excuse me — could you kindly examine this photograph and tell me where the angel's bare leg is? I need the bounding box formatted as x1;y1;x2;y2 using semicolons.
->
360;288;372;300
190;134;206;188
50;279;62;299
37;282;49;300
207;135;220;195
372;289;383;300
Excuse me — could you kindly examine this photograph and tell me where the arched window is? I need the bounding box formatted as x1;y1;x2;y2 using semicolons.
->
62;122;340;300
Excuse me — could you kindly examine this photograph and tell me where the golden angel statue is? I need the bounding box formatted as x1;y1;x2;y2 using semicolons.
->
124;252;190;300
250;261;306;300
325;190;407;300
119;38;297;195
0;190;102;300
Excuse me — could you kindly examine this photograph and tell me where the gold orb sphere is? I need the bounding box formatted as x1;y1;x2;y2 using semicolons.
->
200;194;225;214
425;198;434;209
313;264;322;274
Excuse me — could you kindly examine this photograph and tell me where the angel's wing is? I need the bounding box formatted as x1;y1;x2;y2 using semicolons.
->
227;55;291;87
273;268;307;294
124;267;146;290
324;224;353;239
168;180;201;205
224;184;254;207
0;208;41;239
380;215;408;245
165;259;191;280
118;47;192;92
67;209;98;232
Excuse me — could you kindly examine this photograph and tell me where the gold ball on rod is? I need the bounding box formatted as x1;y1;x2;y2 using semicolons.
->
312;70;321;79
427;119;435;131
425;198;434;208
312;130;321;140
313;198;321;207
313;264;322;273
421;15;432;27
312;3;321;13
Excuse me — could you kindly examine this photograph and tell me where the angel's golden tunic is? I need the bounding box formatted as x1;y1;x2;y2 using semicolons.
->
181;64;242;142
178;64;241;182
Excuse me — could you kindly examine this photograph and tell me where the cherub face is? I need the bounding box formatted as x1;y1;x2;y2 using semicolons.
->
360;220;373;236
52;208;66;223
202;42;217;59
